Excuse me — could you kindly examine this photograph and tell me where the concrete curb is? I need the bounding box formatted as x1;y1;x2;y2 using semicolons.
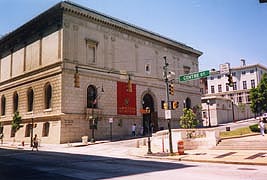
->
132;153;267;166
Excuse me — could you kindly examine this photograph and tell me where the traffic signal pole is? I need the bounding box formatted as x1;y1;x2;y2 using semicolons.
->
163;56;173;154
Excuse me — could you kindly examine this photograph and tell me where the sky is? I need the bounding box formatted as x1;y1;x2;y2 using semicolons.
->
0;0;267;71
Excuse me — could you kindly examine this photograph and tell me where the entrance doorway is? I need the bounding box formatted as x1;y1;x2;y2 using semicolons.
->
142;94;158;135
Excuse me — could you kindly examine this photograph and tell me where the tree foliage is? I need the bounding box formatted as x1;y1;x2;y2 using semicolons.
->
250;73;267;114
11;111;23;134
179;108;199;129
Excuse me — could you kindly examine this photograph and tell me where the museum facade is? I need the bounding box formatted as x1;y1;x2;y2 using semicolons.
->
0;1;202;144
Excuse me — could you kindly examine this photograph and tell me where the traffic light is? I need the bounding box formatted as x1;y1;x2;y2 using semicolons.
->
227;74;233;87
74;71;80;88
127;75;132;92
170;101;179;110
172;101;179;109
161;101;168;110
169;83;174;95
145;107;150;113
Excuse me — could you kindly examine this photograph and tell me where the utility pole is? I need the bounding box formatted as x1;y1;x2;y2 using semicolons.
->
163;56;173;154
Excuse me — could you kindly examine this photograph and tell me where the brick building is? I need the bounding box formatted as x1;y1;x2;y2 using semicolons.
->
0;1;202;144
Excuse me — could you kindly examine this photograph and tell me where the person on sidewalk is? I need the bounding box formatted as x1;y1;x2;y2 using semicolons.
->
132;124;136;136
0;133;3;145
259;119;265;136
32;134;39;151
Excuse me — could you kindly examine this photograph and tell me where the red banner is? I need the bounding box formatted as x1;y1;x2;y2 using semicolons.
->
117;81;136;115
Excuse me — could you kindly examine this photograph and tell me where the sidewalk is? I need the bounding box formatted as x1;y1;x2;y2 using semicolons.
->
1;135;267;166
130;135;267;166
130;146;267;166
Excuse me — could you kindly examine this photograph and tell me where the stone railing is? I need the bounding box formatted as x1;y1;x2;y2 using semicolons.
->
151;128;220;152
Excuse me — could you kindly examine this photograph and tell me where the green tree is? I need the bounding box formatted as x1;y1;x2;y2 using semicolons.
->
11;111;23;135
179;108;199;129
179;108;200;138
250;73;267;114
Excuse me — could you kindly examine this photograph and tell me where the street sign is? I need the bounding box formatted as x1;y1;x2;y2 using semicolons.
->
179;70;210;82
165;110;171;119
219;63;230;74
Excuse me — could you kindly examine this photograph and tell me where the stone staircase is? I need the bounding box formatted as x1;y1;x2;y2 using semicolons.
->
214;135;267;150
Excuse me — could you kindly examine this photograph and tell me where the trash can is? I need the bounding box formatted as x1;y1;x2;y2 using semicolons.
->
82;136;88;145
177;140;184;155
226;127;231;131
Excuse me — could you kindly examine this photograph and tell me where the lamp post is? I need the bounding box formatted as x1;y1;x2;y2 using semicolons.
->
232;100;235;122
30;114;34;147
146;107;152;154
207;100;211;127
109;118;113;141
90;86;104;143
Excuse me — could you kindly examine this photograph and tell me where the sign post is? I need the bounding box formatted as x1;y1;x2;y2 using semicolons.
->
109;118;113;141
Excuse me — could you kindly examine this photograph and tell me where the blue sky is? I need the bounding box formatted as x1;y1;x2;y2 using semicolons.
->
0;0;267;71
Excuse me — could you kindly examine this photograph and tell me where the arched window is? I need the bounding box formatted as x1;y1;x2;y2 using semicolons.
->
1;95;6;116
44;83;52;109
185;97;192;109
27;88;34;112
13;91;19;113
87;85;97;108
42;122;50;137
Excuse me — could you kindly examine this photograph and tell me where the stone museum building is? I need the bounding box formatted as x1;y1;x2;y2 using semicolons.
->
0;1;202;144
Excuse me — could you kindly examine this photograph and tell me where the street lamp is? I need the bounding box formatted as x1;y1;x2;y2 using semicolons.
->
232;100;235;122
206;100;211;127
146;107;152;154
30;113;34;147
90;85;104;143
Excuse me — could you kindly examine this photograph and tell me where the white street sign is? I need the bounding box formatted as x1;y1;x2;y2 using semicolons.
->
165;110;171;119
219;63;230;74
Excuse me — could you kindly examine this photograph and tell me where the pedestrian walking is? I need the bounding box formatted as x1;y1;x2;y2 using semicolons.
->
32;134;39;151
259;119;265;136
0;133;3;145
140;126;144;136
132;123;136;136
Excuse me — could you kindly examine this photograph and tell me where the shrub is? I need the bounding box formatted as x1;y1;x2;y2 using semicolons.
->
249;124;259;132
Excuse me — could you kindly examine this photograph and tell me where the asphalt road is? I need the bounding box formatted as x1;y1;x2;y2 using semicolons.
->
1;146;267;180
0;118;265;180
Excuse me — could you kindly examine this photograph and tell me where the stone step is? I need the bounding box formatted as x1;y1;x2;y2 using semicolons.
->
214;146;267;150
214;137;267;150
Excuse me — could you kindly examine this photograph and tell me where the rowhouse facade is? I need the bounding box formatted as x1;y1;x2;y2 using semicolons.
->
0;1;202;144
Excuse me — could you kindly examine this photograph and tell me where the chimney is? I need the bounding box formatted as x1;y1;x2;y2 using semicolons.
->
241;59;246;66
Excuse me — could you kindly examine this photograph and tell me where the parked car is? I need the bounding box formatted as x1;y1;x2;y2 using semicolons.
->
262;113;267;123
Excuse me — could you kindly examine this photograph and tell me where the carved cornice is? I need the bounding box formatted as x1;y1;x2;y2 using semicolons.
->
61;1;202;57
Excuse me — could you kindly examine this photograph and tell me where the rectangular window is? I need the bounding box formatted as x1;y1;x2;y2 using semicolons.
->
251;79;255;88
85;39;98;64
218;84;222;92
243;81;247;90
232;72;236;76
211;86;215;93
233;82;237;90
250;69;254;74
242;71;246;75
200;88;204;94
238;93;242;103
226;83;229;92
183;66;190;74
